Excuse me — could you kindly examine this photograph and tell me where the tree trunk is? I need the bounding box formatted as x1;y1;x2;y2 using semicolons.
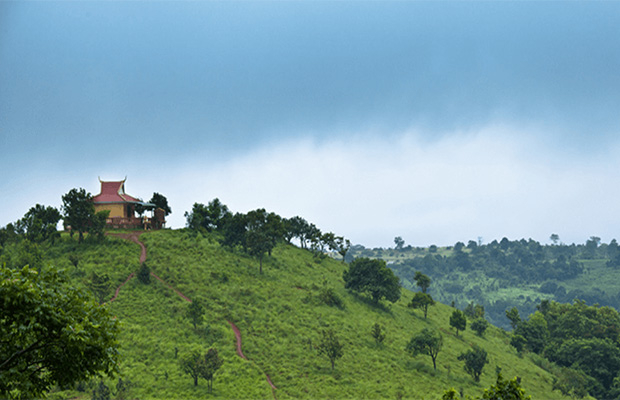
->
193;375;198;386
259;255;263;274
432;356;437;370
331;359;335;370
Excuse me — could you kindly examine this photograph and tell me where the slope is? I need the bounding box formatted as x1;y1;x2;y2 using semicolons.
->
41;230;570;399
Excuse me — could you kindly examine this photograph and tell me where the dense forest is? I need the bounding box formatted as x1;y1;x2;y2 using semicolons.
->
350;237;620;331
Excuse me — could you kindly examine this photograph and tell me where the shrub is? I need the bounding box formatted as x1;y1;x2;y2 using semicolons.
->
137;263;151;284
318;287;344;308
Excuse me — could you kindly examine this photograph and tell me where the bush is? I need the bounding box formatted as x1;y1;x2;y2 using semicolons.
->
137;263;151;284
471;318;489;337
319;287;344;308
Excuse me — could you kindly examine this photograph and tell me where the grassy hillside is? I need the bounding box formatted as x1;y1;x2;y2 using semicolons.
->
35;230;572;399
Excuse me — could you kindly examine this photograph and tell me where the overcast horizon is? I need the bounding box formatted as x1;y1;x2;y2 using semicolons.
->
2;1;620;248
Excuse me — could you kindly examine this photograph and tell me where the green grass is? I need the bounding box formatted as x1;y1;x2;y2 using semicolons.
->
36;230;571;399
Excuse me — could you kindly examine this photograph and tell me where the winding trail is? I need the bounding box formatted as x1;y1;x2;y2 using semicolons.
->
107;230;278;397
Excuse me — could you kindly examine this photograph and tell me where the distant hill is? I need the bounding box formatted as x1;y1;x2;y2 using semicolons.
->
9;229;573;399
349;238;620;330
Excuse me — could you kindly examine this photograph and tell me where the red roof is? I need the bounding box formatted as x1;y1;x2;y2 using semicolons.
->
92;179;140;204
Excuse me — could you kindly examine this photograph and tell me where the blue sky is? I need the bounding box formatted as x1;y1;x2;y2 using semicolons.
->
2;1;620;247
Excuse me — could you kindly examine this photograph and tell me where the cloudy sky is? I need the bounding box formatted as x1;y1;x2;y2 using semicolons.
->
2;1;620;248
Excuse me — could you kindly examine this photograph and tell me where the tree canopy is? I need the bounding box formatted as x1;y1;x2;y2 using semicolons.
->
1;265;120;398
406;328;443;370
343;257;401;304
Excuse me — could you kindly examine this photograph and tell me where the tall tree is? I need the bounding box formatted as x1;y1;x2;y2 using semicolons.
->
19;204;62;243
409;292;435;318
186;300;205;329
413;271;431;293
505;307;521;330
394;236;405;250
343;257;401;304
61;188;95;243
450;309;467;336
406;328;443;370
180;351;205;387
149;192;171;216
316;329;344;370
0;265;120;398
458;345;489;382
203;348;223;393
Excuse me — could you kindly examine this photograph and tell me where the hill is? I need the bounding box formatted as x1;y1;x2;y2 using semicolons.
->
349;238;620;331
19;229;573;399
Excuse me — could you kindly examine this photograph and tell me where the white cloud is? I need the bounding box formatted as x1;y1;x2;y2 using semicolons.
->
3;125;620;248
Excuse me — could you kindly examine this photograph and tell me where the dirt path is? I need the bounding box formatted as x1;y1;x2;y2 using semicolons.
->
107;231;277;397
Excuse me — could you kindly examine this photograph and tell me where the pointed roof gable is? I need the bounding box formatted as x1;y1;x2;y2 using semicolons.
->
92;179;140;204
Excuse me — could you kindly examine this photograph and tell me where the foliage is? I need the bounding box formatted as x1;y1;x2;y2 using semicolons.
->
0;265;120;398
480;373;531;400
406;328;443;370
371;323;386;344
505;307;521;330
149;192;172;216
18;204;62;243
458;345;488;382
88;271;111;304
61;188;95;243
343;257;401;304
180;351;204;387
450;309;467;336
185;199;231;232
186;300;205;329
413;271;431;293
509;334;526;355
137;262;151;284
203;348;224;393
316;329;344;370
318;287;344;308
552;367;595;399
513;311;548;354
464;301;485;319
409;292;435;318
92;380;111;400
471;318;489;337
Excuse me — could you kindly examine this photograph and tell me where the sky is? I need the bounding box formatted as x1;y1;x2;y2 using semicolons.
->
2;1;620;248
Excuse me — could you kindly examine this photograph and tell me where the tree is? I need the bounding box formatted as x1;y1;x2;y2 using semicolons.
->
505;307;521;330
137;263;151;284
371;323;386;344
180;351;205;387
464;301;485;319
406;328;443;370
246;209;276;273
343;257;401;304
394;236;405;250
481;373;532;400
471;318;489;337
450;309;467;336
413;271;431;293
61;188;95;243
332;236;351;262
550;233;560;245
203;348;223;393
88;271;111;304
149;192;171;216
186;301;205;329
19;204;62;243
0;265;120;398
458;345;488;382
409;292;435;319
510;334;527;355
316;329;344;370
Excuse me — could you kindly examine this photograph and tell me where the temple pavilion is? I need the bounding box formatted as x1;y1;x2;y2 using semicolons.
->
92;178;165;229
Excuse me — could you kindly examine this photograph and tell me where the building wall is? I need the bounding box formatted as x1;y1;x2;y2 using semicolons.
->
94;203;125;218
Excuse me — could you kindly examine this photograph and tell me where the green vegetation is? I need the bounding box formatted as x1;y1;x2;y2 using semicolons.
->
0;265;120;398
1;197;581;399
351;236;620;332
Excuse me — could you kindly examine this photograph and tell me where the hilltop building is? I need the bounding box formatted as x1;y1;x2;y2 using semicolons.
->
93;178;165;229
